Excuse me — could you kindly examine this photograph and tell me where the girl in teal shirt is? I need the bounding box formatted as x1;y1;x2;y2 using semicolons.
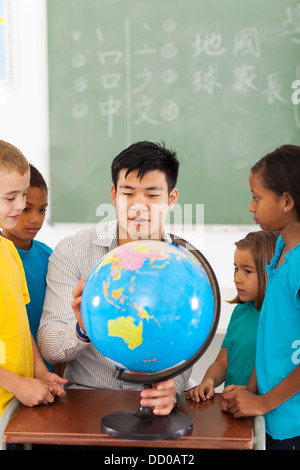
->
187;230;278;402
223;145;300;450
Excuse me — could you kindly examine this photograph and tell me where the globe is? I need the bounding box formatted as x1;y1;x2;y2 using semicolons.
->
81;237;220;440
82;239;217;375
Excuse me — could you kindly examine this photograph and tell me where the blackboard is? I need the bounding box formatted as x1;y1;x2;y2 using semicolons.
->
47;0;300;224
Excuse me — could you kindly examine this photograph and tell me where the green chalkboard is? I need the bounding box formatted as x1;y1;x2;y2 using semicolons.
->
47;0;300;224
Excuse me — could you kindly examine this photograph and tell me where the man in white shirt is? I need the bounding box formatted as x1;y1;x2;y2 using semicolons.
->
37;141;192;416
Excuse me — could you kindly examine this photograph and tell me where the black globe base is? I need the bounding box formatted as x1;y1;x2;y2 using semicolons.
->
101;405;193;441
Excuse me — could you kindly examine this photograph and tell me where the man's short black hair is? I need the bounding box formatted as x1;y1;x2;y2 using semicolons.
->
111;141;179;193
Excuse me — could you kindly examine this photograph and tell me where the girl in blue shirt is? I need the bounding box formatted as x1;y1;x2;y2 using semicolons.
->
187;230;278;402
223;145;300;450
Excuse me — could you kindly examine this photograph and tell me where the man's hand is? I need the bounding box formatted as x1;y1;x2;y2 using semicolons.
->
140;378;177;416
71;276;88;329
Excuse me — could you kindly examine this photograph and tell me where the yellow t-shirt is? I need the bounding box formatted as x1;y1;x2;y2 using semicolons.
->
0;237;34;417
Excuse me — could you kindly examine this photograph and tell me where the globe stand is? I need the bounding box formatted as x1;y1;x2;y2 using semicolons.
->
84;236;221;441
101;384;193;441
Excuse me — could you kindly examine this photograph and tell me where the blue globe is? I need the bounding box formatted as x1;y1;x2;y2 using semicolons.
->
81;240;217;377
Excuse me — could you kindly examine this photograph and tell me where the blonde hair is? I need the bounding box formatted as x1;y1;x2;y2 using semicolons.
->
228;231;279;311
0;140;29;175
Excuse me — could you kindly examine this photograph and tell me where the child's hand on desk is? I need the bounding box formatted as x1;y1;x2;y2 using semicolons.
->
12;377;57;407
222;387;265;417
221;384;246;412
40;371;68;398
186;380;215;402
140;378;177;416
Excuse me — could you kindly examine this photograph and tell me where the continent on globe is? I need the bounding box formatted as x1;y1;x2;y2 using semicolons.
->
108;315;143;350
97;243;184;281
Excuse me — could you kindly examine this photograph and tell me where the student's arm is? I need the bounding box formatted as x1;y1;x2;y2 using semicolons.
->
32;333;54;378
246;365;258;394
31;334;67;396
187;348;228;402
222;364;300;418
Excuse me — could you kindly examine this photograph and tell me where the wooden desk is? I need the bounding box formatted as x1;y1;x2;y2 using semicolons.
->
3;390;254;450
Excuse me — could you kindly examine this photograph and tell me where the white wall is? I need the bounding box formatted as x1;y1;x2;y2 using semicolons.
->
0;0;257;386
1;0;50;182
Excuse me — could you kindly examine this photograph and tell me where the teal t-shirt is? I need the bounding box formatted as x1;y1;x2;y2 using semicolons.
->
17;240;53;370
222;302;259;387
256;235;300;440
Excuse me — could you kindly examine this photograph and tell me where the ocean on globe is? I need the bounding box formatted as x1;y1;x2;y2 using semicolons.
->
81;240;215;374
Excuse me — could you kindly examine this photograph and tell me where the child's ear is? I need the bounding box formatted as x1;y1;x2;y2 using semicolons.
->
282;191;295;213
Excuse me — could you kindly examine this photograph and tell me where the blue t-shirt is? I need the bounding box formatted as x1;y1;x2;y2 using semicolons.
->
256;235;300;440
17;241;52;373
222;302;259;387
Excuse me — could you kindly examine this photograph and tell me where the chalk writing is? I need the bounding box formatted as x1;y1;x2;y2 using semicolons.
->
47;0;300;226
191;31;226;57
133;95;159;126
193;64;223;94
68;15;298;139
98;94;122;137
234;63;258;92
233;28;261;57
282;2;300;45
160;100;179;121
262;73;288;104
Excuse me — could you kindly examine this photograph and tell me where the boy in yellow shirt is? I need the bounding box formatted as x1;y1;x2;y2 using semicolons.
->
0;140;67;418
